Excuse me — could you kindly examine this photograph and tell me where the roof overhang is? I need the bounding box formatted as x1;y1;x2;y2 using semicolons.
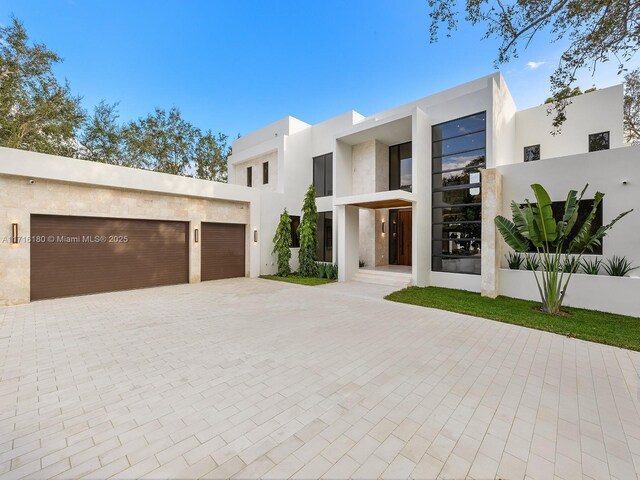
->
334;190;415;209
335;113;412;146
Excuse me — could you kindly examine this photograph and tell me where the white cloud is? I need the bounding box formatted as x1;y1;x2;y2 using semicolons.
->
527;61;545;70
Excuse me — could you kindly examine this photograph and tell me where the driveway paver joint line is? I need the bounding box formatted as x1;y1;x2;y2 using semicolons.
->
0;278;638;479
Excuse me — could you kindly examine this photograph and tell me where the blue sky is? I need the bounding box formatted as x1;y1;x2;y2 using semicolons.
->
3;1;637;136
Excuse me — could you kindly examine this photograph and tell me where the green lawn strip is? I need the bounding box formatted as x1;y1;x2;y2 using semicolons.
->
259;275;336;286
385;286;640;351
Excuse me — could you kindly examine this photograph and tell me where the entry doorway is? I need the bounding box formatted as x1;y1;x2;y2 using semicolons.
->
389;208;412;266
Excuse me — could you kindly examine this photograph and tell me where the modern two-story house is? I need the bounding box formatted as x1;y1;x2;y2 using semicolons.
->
228;72;638;314
1;72;637;316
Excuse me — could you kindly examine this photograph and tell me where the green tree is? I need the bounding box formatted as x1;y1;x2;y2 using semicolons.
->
80;101;129;166
195;131;230;182
427;0;640;131
272;209;293;276
123;107;198;175
624;68;640;144
298;185;318;277
495;184;632;315
0;17;85;156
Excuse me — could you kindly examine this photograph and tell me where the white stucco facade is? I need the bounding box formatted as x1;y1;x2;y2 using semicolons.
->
229;72;640;316
1;72;638;316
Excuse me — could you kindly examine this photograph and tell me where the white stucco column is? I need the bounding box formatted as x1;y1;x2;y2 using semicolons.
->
481;168;502;297
337;205;359;282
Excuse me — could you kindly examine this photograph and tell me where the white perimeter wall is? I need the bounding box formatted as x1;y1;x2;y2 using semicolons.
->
496;145;640;316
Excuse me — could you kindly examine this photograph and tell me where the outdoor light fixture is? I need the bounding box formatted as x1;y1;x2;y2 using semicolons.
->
194;228;199;243
253;228;258;243
11;223;18;244
381;219;385;234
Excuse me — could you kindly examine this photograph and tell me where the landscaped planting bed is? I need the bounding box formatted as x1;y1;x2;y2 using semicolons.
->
386;286;640;351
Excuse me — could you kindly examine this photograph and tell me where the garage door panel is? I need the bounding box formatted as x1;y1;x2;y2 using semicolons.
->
30;215;189;300
201;223;245;281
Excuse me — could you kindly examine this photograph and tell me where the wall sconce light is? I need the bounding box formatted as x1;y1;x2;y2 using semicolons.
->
194;228;199;243
381;219;385;234
253;228;258;243
11;223;18;244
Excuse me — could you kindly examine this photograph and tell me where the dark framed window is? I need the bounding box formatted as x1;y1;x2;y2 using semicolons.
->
389;142;412;191
316;211;333;262
313;153;333;197
432;112;486;275
589;131;610;152
247;166;252;187
524;144;540;162
263;161;269;184
290;215;300;248
525;200;603;254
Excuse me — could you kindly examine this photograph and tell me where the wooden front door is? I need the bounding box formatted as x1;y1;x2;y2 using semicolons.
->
397;210;412;266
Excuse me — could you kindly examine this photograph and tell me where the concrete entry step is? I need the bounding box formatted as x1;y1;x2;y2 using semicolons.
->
352;268;412;287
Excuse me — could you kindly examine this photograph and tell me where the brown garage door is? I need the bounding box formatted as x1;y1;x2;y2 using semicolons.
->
30;215;189;300
201;222;245;281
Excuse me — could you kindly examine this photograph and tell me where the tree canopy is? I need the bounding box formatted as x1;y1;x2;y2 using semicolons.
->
427;0;640;132
0;17;230;181
624;68;640;144
0;18;84;156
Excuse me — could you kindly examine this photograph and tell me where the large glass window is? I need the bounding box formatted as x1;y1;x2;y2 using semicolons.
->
432;112;486;275
389;142;412;191
316;211;333;262
313;153;333;197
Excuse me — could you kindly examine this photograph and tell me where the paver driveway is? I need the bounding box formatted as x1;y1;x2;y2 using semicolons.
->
1;278;639;479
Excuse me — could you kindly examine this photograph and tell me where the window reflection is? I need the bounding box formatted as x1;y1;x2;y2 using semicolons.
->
431;112;486;275
389;142;412;191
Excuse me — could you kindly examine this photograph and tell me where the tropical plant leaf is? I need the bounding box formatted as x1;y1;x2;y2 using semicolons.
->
580;208;634;251
570;191;604;251
510;201;532;239
531;184;557;243
495;216;530;252
557;186;584;239
523;201;543;247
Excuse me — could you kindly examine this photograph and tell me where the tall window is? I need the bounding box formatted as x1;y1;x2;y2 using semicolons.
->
432;112;486;275
316;211;333;262
290;215;300;248
524;144;540;162
247;166;252;187
589;131;610;152
313;153;333;197
263;161;269;184
389;142;412;191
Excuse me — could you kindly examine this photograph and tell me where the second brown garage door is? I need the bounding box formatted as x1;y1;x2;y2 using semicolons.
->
31;215;189;300
201;222;246;281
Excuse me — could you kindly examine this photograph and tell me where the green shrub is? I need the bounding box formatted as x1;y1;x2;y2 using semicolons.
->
604;256;638;277
561;256;580;273
581;257;603;275
525;254;539;271
272;209;292;276
298;185;318;277
506;251;524;270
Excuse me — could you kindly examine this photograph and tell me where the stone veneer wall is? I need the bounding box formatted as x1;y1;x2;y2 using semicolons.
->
375;209;390;266
0;175;249;305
